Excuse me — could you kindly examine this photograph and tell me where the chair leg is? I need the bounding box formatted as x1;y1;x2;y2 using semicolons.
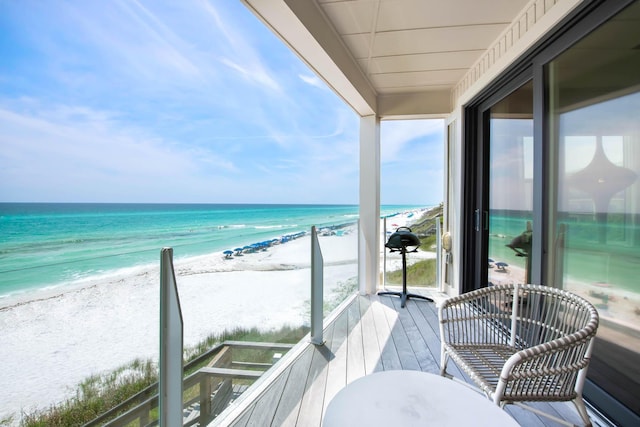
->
573;396;592;427
440;349;449;376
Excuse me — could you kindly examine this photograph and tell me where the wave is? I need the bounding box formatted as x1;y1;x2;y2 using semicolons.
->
216;224;247;229
0;203;375;297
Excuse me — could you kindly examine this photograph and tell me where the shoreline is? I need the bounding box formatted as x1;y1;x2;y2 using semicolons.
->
0;208;426;422
0;222;358;309
0;231;356;421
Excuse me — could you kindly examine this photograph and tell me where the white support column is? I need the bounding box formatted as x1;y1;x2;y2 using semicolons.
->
359;115;381;295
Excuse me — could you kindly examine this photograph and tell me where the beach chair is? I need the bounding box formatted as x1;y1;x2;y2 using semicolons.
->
438;284;599;426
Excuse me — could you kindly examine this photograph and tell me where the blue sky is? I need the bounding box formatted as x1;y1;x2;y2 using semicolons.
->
0;1;443;205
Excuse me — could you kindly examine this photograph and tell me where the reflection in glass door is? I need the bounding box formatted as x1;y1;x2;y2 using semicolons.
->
546;2;640;418
487;82;534;287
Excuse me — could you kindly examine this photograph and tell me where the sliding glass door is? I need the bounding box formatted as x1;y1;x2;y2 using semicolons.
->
546;2;640;417
464;1;640;423
487;82;534;287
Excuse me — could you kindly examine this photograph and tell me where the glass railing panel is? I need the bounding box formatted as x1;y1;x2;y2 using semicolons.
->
380;205;442;293
0;246;161;426
316;221;359;316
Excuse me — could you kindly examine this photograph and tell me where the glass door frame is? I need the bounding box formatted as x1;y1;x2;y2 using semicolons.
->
462;68;537;293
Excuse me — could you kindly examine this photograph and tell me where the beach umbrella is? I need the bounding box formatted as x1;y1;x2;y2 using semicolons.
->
223;250;233;259
495;261;508;270
234;247;243;256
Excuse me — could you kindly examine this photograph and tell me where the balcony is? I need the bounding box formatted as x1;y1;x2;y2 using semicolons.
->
209;293;588;427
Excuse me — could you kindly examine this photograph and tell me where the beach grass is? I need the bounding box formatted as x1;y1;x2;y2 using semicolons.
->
19;358;157;427
410;204;442;244
301;277;359;321
19;325;308;427
385;258;437;286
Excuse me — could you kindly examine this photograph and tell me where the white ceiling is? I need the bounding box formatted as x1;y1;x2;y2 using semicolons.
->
244;0;538;116
318;0;529;94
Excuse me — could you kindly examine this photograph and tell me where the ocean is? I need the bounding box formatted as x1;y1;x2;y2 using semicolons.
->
489;210;640;292
0;203;418;300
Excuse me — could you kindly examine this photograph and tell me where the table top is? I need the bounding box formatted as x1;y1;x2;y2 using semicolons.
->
323;370;519;427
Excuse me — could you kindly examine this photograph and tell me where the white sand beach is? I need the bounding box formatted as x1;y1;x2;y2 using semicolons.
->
0;209;432;422
0;226;362;422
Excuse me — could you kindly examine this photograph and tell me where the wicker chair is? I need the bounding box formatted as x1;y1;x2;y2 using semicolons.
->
438;284;599;427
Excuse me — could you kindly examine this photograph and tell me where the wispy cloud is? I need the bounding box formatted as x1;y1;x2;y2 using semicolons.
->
299;74;327;90
380;119;445;205
219;57;281;92
381;120;443;163
0;1;442;205
0;102;235;201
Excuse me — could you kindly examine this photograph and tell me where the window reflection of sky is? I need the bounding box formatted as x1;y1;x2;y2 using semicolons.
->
560;91;639;172
558;91;639;214
489;118;533;211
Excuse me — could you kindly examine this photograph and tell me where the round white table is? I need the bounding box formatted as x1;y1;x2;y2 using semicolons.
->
323;370;519;427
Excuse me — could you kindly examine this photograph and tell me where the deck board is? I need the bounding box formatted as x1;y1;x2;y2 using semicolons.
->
345;296;365;384
403;297;443;374
295;313;338;427
358;295;382;374
388;296;438;373
369;294;403;371
213;293;588;427
379;295;421;371
321;305;349;421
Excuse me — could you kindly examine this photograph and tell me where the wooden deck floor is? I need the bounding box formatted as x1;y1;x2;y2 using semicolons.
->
211;293;592;427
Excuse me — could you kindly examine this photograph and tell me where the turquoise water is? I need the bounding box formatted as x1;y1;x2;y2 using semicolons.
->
489;210;640;292
0;203;419;298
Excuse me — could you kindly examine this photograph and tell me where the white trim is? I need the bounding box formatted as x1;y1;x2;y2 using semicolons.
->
453;0;583;108
358;115;381;294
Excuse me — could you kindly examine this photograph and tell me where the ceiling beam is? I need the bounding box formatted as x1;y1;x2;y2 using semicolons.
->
378;90;451;119
243;0;377;116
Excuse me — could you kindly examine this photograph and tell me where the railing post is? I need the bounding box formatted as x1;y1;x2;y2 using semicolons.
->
358;219;368;295
436;218;442;292
199;375;212;425
382;216;387;289
140;407;149;427
159;248;184;427
310;226;324;345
